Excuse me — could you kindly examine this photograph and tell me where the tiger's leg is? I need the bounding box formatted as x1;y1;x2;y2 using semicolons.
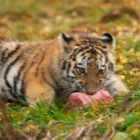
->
25;81;55;106
113;78;128;95
104;75;128;95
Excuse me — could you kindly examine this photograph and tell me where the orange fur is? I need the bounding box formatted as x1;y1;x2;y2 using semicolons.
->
0;30;127;105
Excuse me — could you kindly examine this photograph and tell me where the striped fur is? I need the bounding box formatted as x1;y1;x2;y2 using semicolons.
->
0;30;127;105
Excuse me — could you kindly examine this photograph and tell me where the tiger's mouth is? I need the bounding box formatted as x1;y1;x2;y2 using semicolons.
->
74;89;99;95
73;84;102;95
86;89;101;95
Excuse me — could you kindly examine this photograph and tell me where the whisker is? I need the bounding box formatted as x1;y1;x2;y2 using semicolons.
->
62;89;74;93
77;83;87;93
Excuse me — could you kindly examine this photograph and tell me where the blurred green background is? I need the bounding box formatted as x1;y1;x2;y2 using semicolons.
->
0;0;140;139
0;0;140;41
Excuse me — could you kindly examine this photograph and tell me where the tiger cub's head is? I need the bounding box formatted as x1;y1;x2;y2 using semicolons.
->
59;30;115;94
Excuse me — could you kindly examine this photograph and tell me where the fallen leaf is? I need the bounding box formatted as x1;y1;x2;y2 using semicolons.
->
113;132;129;140
116;117;125;123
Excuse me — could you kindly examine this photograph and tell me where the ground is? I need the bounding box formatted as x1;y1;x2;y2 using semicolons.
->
0;0;140;139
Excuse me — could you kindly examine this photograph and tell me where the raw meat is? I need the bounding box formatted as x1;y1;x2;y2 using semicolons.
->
66;88;114;110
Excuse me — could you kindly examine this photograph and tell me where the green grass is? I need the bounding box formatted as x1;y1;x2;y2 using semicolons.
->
0;0;140;139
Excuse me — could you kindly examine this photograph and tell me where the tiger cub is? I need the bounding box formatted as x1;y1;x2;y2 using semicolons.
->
0;29;127;105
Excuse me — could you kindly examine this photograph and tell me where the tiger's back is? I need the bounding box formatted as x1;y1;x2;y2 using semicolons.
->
0;29;127;105
0;40;65;104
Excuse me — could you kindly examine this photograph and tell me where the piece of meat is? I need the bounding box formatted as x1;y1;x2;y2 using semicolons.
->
65;88;114;110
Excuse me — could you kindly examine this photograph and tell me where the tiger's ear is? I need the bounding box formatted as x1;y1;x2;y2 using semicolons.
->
100;33;115;49
58;33;75;53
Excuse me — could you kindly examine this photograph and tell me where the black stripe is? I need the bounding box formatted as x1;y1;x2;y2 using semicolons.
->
13;75;26;102
3;44;21;63
4;55;22;99
96;48;108;62
80;52;86;57
85;49;92;54
48;67;62;90
73;69;77;75
95;47;108;62
80;49;92;56
13;62;26;94
82;55;86;60
67;62;71;71
19;45;42;96
35;49;47;76
1;48;8;62
1;87;5;93
0;88;16;101
72;57;76;61
62;60;66;70
67;62;71;77
99;57;102;61
4;46;35;99
13;76;17;94
92;49;96;55
41;70;54;88
16;64;27;101
19;45;46;97
94;48;105;59
30;46;42;67
20;80;26;101
95;47;107;55
108;62;114;71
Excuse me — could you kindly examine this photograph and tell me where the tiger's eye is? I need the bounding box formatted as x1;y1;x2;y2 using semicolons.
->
77;67;85;75
98;69;104;74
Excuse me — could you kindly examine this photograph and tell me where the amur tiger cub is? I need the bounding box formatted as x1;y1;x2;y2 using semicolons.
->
0;29;127;105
